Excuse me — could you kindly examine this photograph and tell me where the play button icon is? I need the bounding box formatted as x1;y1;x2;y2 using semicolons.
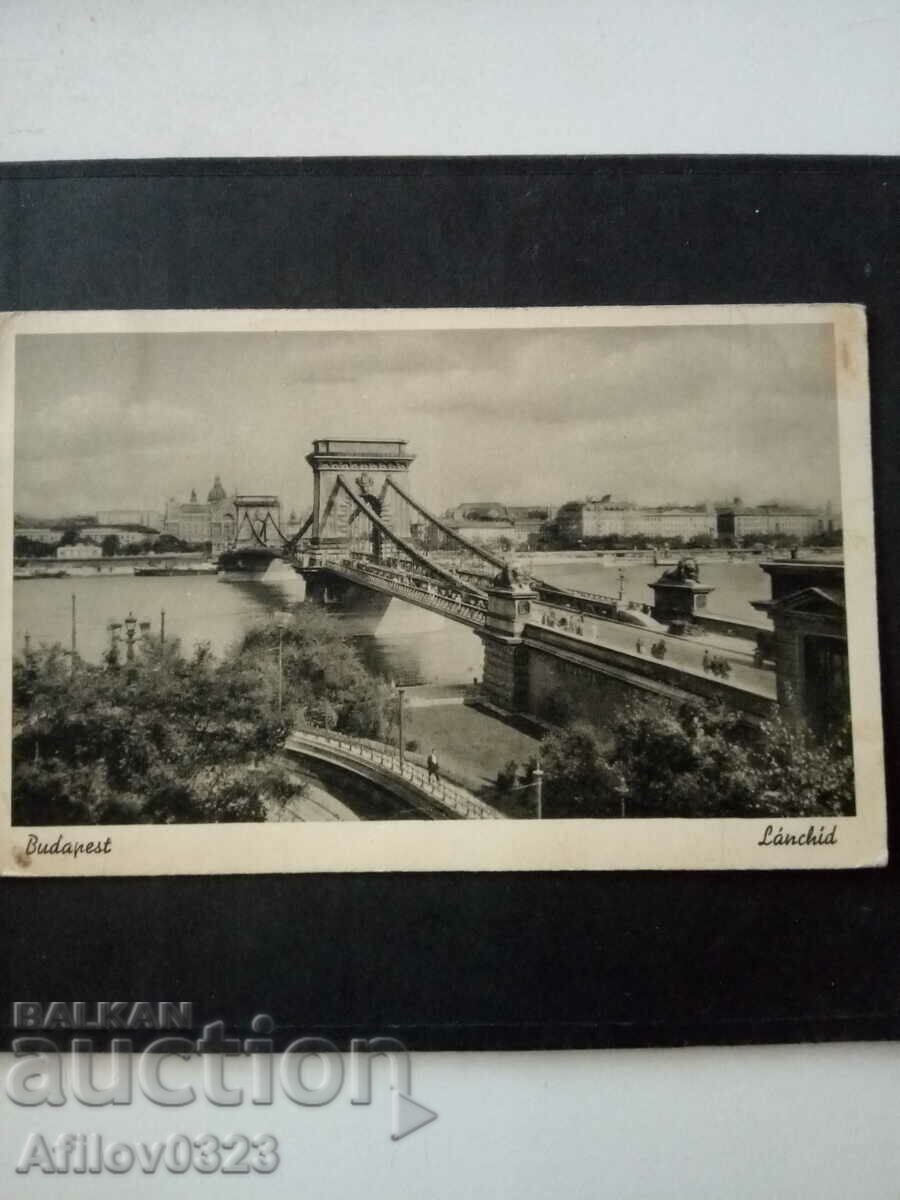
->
391;1090;438;1140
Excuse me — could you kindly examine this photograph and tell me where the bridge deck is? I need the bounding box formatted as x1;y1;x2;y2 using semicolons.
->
307;559;488;628
531;601;776;700
307;555;775;701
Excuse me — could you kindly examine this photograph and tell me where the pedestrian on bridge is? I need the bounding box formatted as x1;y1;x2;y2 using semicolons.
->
427;749;441;783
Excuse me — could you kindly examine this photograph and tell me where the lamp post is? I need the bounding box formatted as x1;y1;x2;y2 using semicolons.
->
533;761;544;820
273;611;292;717
124;612;138;662
397;685;406;772
389;680;406;772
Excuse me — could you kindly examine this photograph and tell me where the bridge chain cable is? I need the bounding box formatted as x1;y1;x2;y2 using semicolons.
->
382;477;507;570
331;476;488;597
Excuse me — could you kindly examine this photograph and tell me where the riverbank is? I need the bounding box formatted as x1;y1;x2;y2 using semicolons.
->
524;548;843;566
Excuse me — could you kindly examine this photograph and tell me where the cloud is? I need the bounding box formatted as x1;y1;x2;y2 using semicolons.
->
14;322;841;518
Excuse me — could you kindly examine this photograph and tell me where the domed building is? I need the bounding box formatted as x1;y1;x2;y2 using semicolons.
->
207;475;227;503
163;475;237;553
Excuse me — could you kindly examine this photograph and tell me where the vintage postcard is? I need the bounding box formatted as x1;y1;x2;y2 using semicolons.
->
0;304;886;874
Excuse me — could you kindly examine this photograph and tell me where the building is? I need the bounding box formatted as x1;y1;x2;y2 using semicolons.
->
623;506;716;540
284;508;310;540
164;476;236;552
13;527;61;545
752;560;848;736
556;497;716;543
96;509;164;531
90;525;157;547
555;496;632;542
716;505;825;541
442;502;553;550
57;542;102;559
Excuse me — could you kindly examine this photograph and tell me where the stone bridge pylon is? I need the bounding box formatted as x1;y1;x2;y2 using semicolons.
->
307;438;416;549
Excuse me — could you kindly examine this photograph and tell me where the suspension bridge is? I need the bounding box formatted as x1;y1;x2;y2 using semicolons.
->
217;438;777;723
218;439;643;626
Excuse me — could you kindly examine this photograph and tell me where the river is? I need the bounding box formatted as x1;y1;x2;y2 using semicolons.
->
13;557;771;685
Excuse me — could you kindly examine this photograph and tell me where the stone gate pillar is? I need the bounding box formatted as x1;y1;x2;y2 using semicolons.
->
477;566;538;712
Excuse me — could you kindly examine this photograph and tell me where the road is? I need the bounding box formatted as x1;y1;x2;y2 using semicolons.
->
535;605;776;699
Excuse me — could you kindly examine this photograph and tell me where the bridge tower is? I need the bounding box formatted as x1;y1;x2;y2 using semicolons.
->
306;439;416;548
231;494;282;547
217;494;285;577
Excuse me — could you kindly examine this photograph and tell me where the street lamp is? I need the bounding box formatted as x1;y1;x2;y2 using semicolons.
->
390;679;407;773
124;612;138;662
533;760;544;820
273;611;292;716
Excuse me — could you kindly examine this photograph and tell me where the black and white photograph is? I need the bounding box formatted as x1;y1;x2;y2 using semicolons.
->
2;304;886;873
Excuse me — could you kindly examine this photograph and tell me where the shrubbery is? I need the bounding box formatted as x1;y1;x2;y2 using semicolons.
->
12;606;397;826
538;699;854;819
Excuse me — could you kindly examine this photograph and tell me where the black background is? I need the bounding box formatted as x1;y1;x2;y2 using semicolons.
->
1;157;898;1050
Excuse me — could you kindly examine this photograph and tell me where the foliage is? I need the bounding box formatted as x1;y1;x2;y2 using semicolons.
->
238;606;394;741
520;755;540;785
101;534;120;556
495;759;519;792
15;536;58;558
12;604;401;828
12;637;296;826
540;723;627;817
152;533;189;553
537;698;854;819
804;529;843;548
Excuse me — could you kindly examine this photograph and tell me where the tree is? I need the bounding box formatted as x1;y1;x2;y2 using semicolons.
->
15;535;59;558
152;533;188;552
540;723;627;817
101;534;120;556
611;699;757;816
238;607;394;741
12;635;299;826
804;529;843;548
534;697;854;820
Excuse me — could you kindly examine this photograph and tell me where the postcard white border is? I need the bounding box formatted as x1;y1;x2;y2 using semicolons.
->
0;304;887;874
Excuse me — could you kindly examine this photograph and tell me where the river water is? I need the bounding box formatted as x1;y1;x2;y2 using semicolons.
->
13;558;771;686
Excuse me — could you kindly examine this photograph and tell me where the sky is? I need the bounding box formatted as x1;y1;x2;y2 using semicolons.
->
14;322;841;519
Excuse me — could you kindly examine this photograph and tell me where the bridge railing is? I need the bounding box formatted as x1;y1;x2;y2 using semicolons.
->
288;728;504;820
531;599;761;663
321;558;488;626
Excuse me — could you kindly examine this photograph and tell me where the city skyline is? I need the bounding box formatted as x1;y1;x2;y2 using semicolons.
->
15;323;841;518
13;485;834;528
